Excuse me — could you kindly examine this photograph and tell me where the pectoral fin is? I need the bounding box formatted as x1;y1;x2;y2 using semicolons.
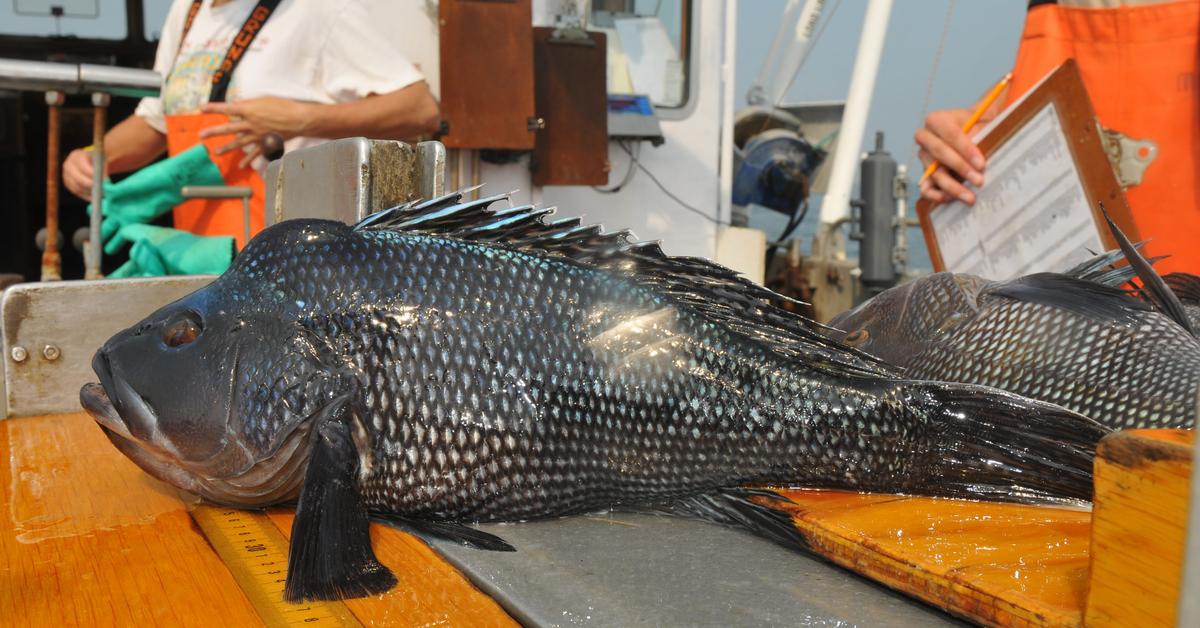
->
284;397;396;602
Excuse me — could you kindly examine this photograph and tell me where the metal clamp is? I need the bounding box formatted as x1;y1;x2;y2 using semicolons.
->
1099;126;1157;188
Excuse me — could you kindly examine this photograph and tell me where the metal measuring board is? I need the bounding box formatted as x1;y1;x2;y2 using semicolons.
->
431;512;961;627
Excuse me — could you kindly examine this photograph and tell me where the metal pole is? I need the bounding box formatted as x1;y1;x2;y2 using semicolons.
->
818;0;893;226
761;0;825;108
241;197;251;246
717;0;738;228
41;90;64;281
86;92;110;280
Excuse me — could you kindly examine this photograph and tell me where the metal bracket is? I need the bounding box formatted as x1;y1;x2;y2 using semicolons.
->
1099;125;1157;188
2;276;214;418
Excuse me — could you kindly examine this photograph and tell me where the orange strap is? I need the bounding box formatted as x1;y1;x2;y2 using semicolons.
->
1007;1;1200;274
165;112;265;249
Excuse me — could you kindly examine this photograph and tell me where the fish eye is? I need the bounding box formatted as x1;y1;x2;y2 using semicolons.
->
844;329;869;346
163;313;203;348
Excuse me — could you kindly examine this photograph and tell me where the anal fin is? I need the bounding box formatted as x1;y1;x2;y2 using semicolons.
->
374;515;516;552
645;488;810;552
284;399;397;602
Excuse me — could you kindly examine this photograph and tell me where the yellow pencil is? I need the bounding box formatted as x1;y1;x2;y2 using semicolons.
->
919;72;1013;185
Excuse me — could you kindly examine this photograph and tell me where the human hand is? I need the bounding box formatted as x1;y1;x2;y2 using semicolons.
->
63;147;102;200
915;109;987;205
199;97;316;167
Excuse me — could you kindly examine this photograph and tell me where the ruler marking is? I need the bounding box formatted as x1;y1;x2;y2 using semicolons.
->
191;505;363;627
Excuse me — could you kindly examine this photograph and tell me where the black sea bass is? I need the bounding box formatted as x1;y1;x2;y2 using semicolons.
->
824;259;1200;430
81;192;1108;602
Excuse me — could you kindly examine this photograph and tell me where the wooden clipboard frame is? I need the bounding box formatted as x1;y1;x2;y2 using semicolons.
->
916;60;1139;273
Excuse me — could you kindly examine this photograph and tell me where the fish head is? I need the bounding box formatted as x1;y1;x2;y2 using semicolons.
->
824;273;986;366
80;222;355;506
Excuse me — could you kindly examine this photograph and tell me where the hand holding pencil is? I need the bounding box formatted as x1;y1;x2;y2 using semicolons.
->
915;73;1012;206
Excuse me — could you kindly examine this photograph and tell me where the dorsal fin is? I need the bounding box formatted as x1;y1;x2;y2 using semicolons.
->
984;272;1153;326
1164;273;1200;304
1098;203;1196;335
356;191;890;378
1061;246;1144;287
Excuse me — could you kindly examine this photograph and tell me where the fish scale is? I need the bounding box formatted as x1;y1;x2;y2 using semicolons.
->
83;192;1111;601
828;271;1200;429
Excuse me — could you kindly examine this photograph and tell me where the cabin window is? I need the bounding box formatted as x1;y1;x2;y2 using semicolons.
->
590;0;691;110
143;0;172;41
2;0;127;39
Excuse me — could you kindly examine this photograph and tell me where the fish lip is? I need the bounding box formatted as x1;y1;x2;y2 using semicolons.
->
84;348;179;459
80;382;131;438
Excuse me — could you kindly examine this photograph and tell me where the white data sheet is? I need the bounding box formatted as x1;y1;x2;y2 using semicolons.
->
930;103;1104;280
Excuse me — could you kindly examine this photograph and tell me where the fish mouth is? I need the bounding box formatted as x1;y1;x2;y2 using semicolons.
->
83;350;181;459
81;367;313;508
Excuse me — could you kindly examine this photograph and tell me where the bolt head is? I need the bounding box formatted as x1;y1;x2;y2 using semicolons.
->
42;345;61;361
10;346;28;362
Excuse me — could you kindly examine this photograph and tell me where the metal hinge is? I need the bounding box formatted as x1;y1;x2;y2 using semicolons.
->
1098;125;1157;188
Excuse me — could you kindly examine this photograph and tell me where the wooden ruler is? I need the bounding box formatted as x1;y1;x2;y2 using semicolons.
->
191;506;363;627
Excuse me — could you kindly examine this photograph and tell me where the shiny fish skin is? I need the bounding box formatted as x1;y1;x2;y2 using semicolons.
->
84;194;1108;535
827;272;1200;429
237;224;990;520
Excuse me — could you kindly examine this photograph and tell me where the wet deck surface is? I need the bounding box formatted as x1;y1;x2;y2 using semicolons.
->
3;412;1093;626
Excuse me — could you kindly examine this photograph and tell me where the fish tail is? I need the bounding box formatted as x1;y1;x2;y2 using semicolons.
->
898;382;1109;503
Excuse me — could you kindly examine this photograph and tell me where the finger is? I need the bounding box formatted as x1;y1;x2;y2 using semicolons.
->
199;121;253;139
918;179;948;205
63;170;90;198
916;127;983;187
201;102;237;116
72;151;94;177
238;145;263;169
931;168;975;205
215;133;261;156
925;113;986;172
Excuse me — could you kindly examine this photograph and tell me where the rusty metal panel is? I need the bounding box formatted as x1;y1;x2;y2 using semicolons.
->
439;0;536;150
2;277;213;418
532;28;609;186
264;139;447;227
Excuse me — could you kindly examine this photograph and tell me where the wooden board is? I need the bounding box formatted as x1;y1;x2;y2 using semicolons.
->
438;0;536;150
1086;429;1194;627
916;60;1139;275
531;28;610;186
0;412;516;627
770;490;1091;627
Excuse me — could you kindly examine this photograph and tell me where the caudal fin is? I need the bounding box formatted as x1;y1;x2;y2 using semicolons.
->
898;382;1109;504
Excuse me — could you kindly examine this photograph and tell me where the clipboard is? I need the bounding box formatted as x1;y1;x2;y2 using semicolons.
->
916;60;1139;278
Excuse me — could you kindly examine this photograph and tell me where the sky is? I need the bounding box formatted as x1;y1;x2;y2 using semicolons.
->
735;0;1028;269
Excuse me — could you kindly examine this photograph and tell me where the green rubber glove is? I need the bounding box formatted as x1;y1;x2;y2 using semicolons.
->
108;224;235;278
86;143;225;255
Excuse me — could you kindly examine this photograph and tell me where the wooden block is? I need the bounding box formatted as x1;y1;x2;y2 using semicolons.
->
438;0;536;150
532;28;610;186
1086;429;1193;627
772;490;1091;627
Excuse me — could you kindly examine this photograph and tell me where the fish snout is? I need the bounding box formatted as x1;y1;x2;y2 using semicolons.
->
88;347;160;445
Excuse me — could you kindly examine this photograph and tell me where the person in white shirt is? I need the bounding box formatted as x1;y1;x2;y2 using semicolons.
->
60;0;439;253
